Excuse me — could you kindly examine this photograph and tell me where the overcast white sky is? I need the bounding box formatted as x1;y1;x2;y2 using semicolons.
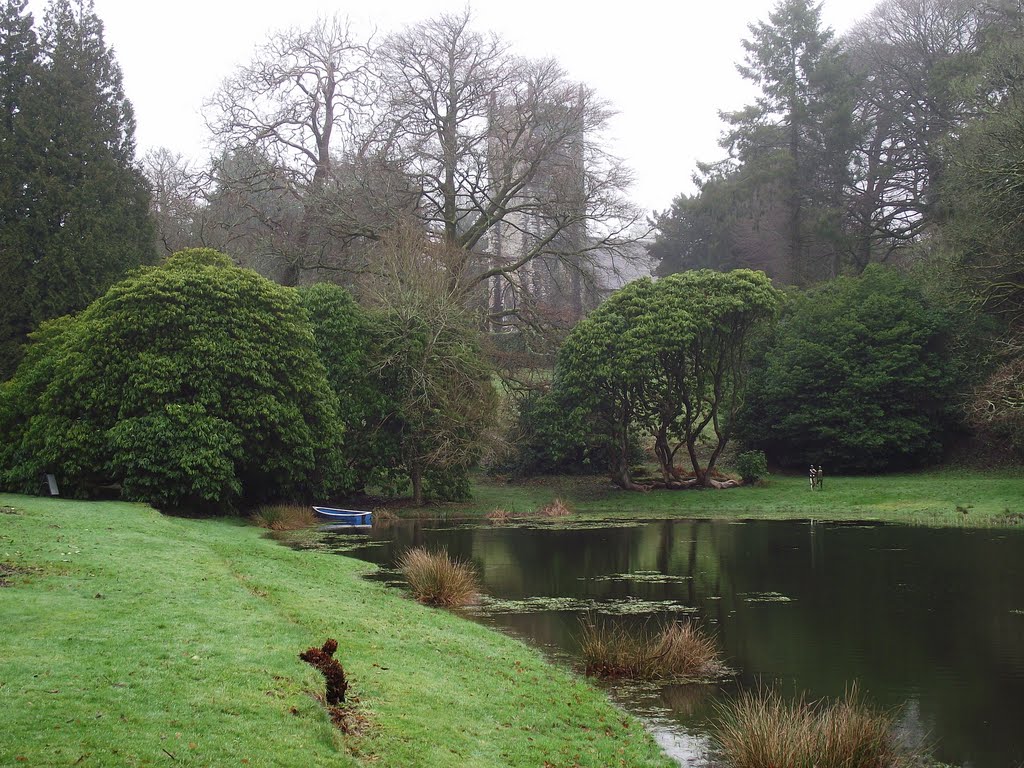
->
29;0;874;214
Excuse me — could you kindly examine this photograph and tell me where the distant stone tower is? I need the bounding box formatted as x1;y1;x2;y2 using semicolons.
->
483;86;595;330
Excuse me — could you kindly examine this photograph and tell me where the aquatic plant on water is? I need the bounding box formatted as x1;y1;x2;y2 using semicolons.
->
397;547;479;607
578;617;723;680
711;684;928;768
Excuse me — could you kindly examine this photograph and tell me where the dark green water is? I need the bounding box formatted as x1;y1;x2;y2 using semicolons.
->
303;518;1024;767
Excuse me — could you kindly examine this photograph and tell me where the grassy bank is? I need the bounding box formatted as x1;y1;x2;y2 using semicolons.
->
0;494;673;768
456;468;1024;528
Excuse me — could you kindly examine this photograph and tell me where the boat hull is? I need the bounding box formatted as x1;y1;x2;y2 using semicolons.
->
312;506;373;526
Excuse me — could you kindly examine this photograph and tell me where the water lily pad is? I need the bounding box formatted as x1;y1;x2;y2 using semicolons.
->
738;591;794;603
595;598;699;616
586;571;692;584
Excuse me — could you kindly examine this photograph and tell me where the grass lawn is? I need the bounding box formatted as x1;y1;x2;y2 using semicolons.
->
453;468;1024;528
0;494;673;768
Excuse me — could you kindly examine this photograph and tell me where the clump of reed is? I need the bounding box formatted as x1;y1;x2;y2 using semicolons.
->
537;497;573;517
712;685;924;768
579;617;723;680
397;547;479;607
485;508;511;523
252;504;317;531
371;507;398;528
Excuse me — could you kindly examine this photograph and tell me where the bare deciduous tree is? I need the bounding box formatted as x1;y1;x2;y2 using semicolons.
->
360;222;501;506
204;15;390;284
842;0;986;266
371;9;646;325
141;147;204;256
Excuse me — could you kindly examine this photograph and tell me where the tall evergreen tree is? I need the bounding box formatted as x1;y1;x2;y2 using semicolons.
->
719;0;857;284
0;0;39;375
0;0;153;378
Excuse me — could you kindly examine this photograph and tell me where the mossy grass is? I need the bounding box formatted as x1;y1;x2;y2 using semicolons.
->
0;494;673;768
397;547;479;607
579;617;723;680
252;503;317;530
711;685;927;768
457;468;1024;528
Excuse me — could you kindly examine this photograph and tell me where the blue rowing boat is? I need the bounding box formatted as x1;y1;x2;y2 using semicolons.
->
312;507;373;526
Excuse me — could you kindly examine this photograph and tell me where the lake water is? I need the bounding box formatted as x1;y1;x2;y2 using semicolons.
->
297;517;1024;767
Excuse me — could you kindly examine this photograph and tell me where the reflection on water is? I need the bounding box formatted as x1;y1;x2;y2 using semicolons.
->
293;518;1024;768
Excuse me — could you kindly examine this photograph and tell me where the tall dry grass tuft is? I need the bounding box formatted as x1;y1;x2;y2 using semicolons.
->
397;547;479;607
712;685;923;768
371;507;398;528
579;617;723;680
651;621;723;677
485;508;511;523
538;498;573;517
252;504;317;531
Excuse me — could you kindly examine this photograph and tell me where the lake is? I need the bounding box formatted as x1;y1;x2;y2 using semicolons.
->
297;517;1024;767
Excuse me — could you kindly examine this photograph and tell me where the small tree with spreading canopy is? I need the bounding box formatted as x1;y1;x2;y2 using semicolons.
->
554;269;781;489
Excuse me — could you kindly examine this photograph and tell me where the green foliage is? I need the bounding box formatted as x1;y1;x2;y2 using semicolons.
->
555;279;658;487
422;466;472;503
299;283;398;488
711;0;857;285
0;0;154;379
734;450;769;483
554;270;781;487
738;265;958;471
0;249;351;510
363;230;500;505
941;14;1024;330
504;389;618;476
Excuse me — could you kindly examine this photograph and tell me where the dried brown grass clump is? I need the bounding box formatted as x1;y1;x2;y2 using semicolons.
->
397;547;479;607
712;685;923;768
372;507;398;528
579;618;723;680
252;504;317;531
485;508;511;523
537;497;573;517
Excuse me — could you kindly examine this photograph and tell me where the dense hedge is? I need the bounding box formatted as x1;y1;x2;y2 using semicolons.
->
737;265;958;471
0;250;352;510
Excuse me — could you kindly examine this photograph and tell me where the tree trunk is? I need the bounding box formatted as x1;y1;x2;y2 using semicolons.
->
654;428;673;483
410;463;424;507
609;428;646;491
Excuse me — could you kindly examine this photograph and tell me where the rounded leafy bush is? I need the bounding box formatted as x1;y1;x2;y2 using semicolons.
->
734;450;769;483
737;265;957;471
0;249;351;510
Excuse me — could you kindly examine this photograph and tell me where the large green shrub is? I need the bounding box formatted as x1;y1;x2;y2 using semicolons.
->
298;283;400;489
0;249;351;510
738;265;957;471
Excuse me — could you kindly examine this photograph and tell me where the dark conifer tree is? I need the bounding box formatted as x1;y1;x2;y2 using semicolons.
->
720;0;857;285
0;0;39;375
0;0;154;378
